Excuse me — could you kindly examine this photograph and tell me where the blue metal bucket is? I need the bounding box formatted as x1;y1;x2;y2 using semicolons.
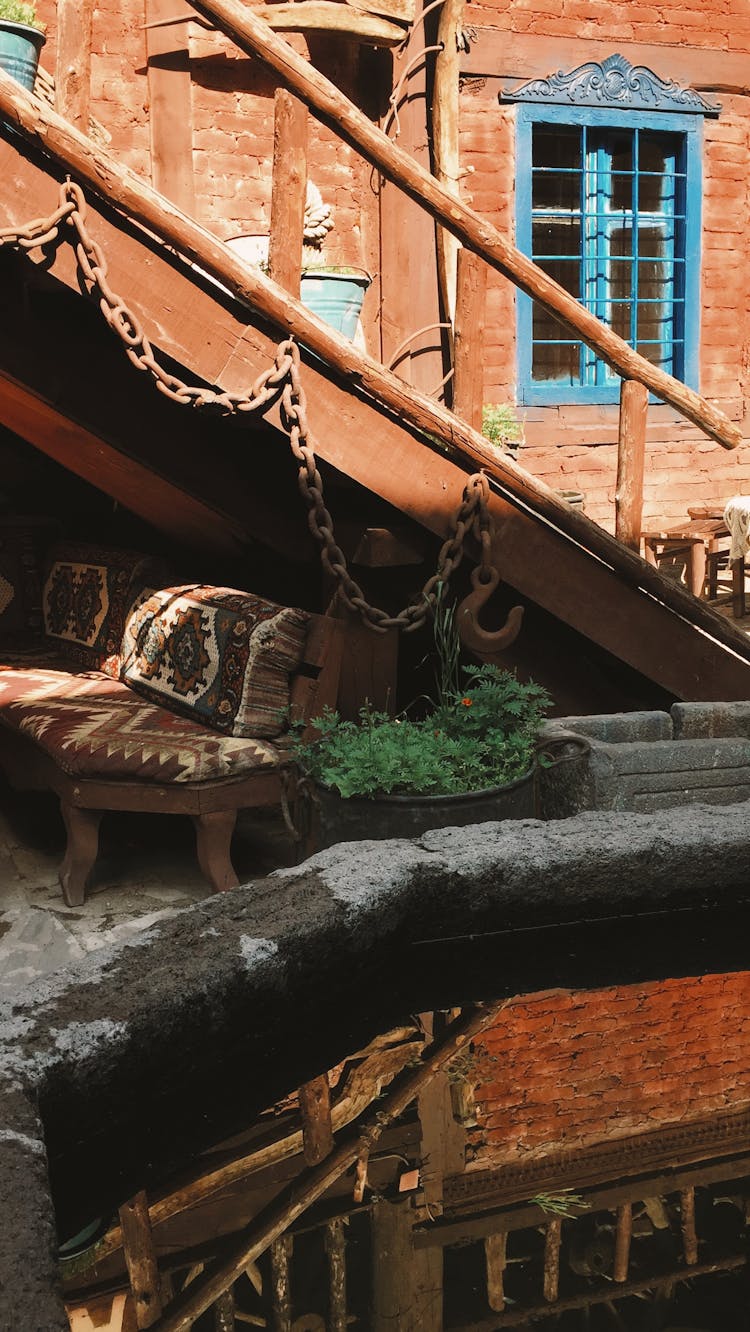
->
0;20;45;92
300;270;371;339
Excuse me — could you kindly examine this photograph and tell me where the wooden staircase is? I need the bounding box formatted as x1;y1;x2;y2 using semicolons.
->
1;59;750;701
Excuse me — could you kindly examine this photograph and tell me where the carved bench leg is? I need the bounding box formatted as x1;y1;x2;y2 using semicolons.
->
60;803;103;907
193;810;240;893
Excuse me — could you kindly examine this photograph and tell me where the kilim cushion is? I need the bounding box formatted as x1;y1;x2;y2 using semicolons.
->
42;542;168;675
120;585;310;739
0;668;281;782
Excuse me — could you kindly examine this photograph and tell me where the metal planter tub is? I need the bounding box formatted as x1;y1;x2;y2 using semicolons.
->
300;270;371;339
0;20;44;92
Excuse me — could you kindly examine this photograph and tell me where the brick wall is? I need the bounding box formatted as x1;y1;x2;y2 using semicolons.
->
468;972;750;1167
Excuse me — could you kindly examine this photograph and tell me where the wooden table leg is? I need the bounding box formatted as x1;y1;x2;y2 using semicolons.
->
732;558;746;618
193;810;239;893
59;802;102;907
688;540;707;599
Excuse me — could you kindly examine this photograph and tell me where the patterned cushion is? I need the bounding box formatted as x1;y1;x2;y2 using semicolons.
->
120;585;310;739
42;542;167;675
0;668;281;782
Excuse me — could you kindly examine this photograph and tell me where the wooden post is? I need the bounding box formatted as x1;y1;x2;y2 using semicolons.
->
615;378;648;551
543;1218;562;1303
453;247;487;430
55;0;93;131
432;0;463;328
145;0;196;213
325;1219;347;1332
613;1202;632;1283
680;1187;698;1266
485;1231;507;1312
269;1236;293;1332
299;1074;333;1166
119;1192;164;1329
213;1290;236;1330
268;88;308;296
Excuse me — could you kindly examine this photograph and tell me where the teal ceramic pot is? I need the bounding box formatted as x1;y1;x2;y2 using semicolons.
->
300;270;371;339
0;19;45;92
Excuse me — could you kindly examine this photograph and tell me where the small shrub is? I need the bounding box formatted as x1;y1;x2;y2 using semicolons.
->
482;402;524;451
0;0;44;30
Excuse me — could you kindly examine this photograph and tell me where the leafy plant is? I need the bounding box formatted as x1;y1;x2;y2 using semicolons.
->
294;664;550;799
530;1190;588;1218
0;0;44;30
482;403;524;452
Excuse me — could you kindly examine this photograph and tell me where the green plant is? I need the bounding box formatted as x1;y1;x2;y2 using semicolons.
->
294;664;550;799
530;1190;588;1219
0;0;44;30
482;403;524;452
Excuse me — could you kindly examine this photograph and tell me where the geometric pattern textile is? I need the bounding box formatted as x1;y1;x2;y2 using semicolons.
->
0;667;281;782
42;541;168;675
120;585;310;739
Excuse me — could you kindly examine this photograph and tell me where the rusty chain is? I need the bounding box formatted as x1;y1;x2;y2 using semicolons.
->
0;179;497;634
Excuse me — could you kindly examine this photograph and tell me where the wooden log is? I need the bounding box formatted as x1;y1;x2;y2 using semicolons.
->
485;1232;507;1312
433;0;463;327
55;0;93;131
298;1074;334;1166
182;0;740;451
145;0;196;213
268;89;308;295
615;379;648;551
325;1219;347;1332
149;1005;505;1332
214;1289;236;1330
269;1236;293;1332
119;1192;164;1329
453;247;486;430
543;1218;561;1303
680;1187;698;1265
613;1202;631;1283
254;3;406;44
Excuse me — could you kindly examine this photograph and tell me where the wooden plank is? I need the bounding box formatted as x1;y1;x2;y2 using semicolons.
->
543;1218;561;1303
680;1186;698;1265
615;379;648;552
452;247;486;430
298;1075;334;1167
325;1219;347;1332
433;0;463;325
55;0;93;131
145;0;196;213
256;2;405;43
67;1293;137;1331
613;1202;631;1283
119;1192;164;1329
485;1232;507;1313
347;0;414;23
268;90;308;296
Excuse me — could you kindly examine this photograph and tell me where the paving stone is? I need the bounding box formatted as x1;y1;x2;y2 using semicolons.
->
0;909;85;995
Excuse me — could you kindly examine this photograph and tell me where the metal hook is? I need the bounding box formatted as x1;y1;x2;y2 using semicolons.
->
457;564;524;655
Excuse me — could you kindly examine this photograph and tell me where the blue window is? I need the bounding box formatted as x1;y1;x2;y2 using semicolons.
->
515;105;703;404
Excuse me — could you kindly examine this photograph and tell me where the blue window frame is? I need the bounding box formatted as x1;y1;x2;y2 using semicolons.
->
516;105;703;404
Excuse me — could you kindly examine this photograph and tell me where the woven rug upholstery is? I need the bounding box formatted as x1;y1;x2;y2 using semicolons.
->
0;668;281;782
42;542;167;675
120;585;310;739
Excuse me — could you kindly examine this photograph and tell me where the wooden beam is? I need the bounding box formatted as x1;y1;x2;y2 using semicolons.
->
55;0;93;131
298;1075;334;1167
145;0;196;213
119;1192;164;1329
680;1187;699;1265
542;1218;561;1303
255;3;406;44
433;0;463;326
213;1290;236;1331
269;1237;292;1332
325;1220;347;1332
615;379;648;552
485;1232;507;1313
613;1202;631;1283
181;0;740;451
452;247;486;430
268;89;308;296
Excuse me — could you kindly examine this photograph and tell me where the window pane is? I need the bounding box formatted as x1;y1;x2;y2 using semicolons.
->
533;126;581;170
532;170;580;210
636;341;673;370
637;302;673;343
639;132;678;174
609;259;633;301
610;172;634;212
535;257;580;298
532;219;581;259
639;172;678;213
610;227;635;259
532;337;581;384
608;132;633;172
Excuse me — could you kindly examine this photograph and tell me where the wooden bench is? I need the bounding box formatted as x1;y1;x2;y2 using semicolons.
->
0;543;343;905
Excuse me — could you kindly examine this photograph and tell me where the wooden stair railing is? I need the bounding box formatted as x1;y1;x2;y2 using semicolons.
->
2;68;750;683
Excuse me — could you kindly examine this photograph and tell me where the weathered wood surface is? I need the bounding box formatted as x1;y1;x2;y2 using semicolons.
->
2;81;750;701
452;247;486;429
613;1202;632;1283
485;1232;507;1312
542;1218;561;1303
325;1220;347;1332
119;1192;164;1329
55;0;93;131
298;1075;334;1166
615;379;648;551
269;1236;292;1331
680;1187;699;1265
253;2;406;43
145;0;196;213
433;0;463;325
268;89;307;295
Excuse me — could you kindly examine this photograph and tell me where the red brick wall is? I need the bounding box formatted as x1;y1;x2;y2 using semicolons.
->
468;972;750;1167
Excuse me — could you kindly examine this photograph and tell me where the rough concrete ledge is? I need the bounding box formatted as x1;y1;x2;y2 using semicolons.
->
3;801;750;1329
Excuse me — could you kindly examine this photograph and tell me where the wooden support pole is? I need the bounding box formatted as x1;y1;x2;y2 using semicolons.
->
613;1202;632;1283
543;1218;562;1304
680;1187;698;1266
615;378;648;551
269;1236;293;1332
55;0;93;131
299;1074;334;1166
145;0;196;214
453;247;487;430
268;88;308;296
213;1289;236;1331
433;0;463;327
325;1219;347;1332
485;1232;507;1313
119;1192;164;1329
149;1005;504;1332
180;0;739;451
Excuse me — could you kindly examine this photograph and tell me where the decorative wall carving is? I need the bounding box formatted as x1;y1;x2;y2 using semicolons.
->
502;52;721;116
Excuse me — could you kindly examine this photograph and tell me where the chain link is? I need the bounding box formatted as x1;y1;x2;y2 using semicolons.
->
0;179;497;634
